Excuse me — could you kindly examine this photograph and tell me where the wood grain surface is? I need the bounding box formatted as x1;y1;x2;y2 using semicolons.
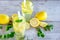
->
0;1;60;40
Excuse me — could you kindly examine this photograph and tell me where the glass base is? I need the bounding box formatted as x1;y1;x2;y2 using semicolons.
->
24;14;32;22
15;33;25;40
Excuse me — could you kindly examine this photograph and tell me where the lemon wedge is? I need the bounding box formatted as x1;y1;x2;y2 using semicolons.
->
40;22;48;27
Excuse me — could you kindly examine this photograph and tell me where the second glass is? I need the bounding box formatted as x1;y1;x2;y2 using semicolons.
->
21;1;33;22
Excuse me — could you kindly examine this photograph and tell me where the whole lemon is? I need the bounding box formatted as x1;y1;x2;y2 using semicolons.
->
35;11;47;21
0;14;10;24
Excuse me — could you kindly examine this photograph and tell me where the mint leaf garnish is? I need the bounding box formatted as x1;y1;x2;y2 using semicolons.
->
15;19;22;23
0;35;2;38
0;25;2;29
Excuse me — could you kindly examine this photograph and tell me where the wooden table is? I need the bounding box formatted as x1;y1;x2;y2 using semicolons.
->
0;0;60;40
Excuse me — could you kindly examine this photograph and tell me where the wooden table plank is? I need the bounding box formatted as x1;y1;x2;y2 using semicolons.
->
0;1;60;40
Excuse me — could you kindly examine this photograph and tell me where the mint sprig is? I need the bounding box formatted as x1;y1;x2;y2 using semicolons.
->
0;25;2;29
0;32;15;39
36;28;45;38
6;24;13;31
44;24;53;31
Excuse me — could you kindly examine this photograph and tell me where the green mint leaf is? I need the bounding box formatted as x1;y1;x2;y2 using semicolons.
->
41;33;45;38
0;35;2;38
10;32;15;38
6;34;10;38
49;25;53;31
0;25;2;29
50;25;53;29
4;35;6;38
44;24;53;31
6;24;13;31
36;27;45;38
44;27;48;31
15;19;22;23
37;32;41;37
36;28;42;33
0;32;15;39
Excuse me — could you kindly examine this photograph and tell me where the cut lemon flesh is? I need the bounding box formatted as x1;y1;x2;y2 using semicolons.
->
40;22;48;27
30;18;40;27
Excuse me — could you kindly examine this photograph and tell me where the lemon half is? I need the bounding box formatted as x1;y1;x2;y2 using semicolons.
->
30;18;40;27
35;11;47;21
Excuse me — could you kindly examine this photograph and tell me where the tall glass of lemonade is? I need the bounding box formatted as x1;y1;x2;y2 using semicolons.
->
21;0;33;22
12;14;26;40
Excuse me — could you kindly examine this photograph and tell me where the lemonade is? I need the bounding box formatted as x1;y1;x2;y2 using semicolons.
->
12;14;26;40
21;1;33;21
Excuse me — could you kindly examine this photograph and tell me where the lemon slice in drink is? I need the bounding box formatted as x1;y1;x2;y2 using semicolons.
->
25;22;30;30
21;1;33;14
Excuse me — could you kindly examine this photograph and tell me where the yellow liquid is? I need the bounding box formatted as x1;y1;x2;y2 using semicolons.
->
12;15;26;40
21;1;33;21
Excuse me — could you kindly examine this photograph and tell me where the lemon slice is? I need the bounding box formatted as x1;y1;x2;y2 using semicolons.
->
25;22;30;30
12;14;18;17
0;14;10;24
30;18;40;27
40;22;48;27
12;14;18;21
